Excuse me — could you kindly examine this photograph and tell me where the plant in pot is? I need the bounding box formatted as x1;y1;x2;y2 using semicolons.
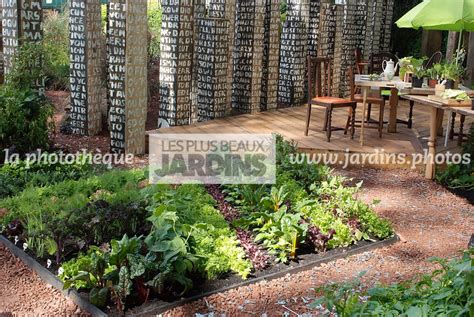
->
442;49;466;89
442;62;464;89
427;63;443;88
399;57;413;82
410;57;427;88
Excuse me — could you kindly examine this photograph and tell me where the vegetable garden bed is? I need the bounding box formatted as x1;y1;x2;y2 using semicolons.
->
0;229;398;316
0;136;396;315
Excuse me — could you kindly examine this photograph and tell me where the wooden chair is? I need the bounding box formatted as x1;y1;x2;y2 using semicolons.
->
347;67;386;138
354;48;369;74
424;51;443;69
305;57;357;142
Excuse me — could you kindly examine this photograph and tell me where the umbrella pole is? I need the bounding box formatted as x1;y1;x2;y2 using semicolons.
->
457;30;463;54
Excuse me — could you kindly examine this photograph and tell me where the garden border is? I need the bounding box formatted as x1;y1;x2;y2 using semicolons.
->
0;234;398;316
129;235;399;316
0;235;107;317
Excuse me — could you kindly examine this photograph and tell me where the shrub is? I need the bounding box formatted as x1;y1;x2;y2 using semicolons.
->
0;85;54;155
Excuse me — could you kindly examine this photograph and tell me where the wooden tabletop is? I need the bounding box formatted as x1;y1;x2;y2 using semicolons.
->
401;94;474;116
355;75;412;89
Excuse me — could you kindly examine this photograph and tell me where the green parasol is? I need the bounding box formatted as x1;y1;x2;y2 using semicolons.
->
396;0;474;49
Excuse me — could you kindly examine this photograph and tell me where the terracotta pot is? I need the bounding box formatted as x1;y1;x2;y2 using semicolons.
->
428;79;437;88
412;76;423;88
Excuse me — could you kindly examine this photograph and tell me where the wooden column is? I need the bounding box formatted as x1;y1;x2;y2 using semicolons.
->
108;0;148;154
195;18;229;121
2;0;43;79
338;0;366;97
260;0;280;111
208;0;235;116
232;0;265;113
307;0;320;57
277;0;309;106
69;0;102;136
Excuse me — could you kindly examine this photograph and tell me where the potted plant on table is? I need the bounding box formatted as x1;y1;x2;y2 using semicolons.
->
441;49;466;89
411;57;427;88
399;56;427;88
442;62;465;89
427;63;443;88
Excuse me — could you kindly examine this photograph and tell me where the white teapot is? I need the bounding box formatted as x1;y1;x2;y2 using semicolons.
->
382;59;399;80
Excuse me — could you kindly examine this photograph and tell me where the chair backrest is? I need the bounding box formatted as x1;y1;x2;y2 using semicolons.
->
369;52;399;75
347;66;356;101
354;48;364;74
424;51;443;69
307;56;332;101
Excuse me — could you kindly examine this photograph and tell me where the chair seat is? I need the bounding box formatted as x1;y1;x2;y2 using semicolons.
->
354;93;384;104
311;96;355;106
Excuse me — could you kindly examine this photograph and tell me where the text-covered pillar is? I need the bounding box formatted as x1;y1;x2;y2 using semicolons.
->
69;0;102;136
108;0;148;154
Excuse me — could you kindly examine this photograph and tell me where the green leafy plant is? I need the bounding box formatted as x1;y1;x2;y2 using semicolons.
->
442;62;465;82
437;124;474;191
146;184;252;279
0;158;100;199
309;250;474;316
399;56;427;79
0;85;54;154
235;200;308;263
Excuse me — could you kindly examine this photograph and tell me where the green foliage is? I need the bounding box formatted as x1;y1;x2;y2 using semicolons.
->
437;124;474;191
147;185;252;279
309;177;393;240
235;203;308;263
42;10;70;90
399;56;428;79
228;136;392;262
0;85;54;154
0;158;100;199
223;184;269;213
60;246;114;291
0;169;148;262
148;2;162;60
144;207;199;295
309;250;474;316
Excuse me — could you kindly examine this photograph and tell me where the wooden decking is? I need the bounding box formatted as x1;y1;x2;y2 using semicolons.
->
148;101;472;168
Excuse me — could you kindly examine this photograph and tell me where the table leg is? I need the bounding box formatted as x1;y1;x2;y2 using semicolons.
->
436;109;444;136
458;114;466;146
425;107;440;179
388;88;398;133
444;110;453;147
360;87;368;146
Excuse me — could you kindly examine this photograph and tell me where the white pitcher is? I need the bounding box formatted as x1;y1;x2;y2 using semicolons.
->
382;59;399;81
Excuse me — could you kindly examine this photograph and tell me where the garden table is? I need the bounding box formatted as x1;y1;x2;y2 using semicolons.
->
401;94;474;179
355;75;412;145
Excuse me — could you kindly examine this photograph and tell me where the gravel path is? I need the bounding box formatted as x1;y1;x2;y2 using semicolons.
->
164;168;473;316
0;243;86;316
0;168;472;316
